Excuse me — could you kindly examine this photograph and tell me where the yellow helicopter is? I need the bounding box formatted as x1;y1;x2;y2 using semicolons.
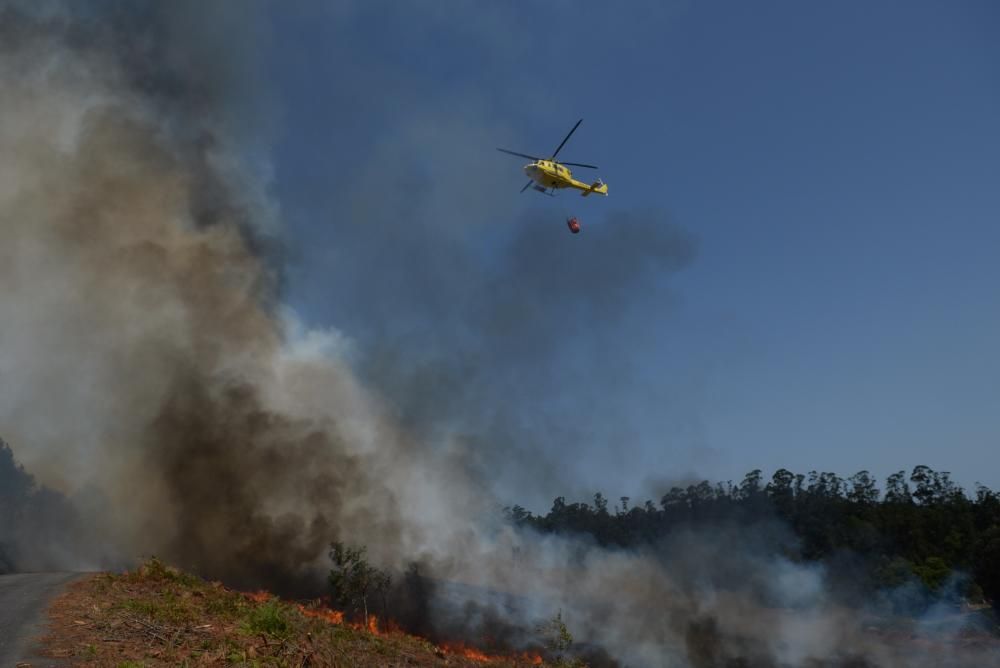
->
498;119;609;197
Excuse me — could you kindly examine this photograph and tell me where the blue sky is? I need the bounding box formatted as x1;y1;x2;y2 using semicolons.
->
262;1;1000;507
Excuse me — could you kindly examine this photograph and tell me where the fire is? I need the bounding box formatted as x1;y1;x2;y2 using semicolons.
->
297;603;345;625
363;614;379;634
247;590;272;603
438;642;541;664
441;642;494;662
262;593;544;665
294;603;382;635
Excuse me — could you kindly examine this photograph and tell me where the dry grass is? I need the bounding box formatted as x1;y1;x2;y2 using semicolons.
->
37;559;547;668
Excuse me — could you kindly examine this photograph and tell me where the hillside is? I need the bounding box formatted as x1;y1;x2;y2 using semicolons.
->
37;560;555;667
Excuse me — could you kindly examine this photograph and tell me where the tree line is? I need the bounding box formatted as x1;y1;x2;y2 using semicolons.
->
4;436;998;616
504;466;1000;612
0;438;84;573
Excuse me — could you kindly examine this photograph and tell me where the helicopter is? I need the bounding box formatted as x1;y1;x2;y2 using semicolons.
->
497;119;609;197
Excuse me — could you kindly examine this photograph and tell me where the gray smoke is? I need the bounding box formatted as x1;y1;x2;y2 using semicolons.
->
0;2;995;666
0;0;420;587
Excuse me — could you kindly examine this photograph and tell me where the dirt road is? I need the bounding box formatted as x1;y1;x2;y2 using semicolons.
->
0;573;80;667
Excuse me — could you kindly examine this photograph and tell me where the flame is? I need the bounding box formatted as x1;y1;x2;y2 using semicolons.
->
263;593;543;665
247;590;272;603
294;604;382;635
441;642;493;662
438;642;541;664
297;603;345;625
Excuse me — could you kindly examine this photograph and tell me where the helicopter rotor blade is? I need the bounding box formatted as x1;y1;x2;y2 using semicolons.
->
557;161;599;169
498;148;541;161
520;180;534;193
550;118;583;159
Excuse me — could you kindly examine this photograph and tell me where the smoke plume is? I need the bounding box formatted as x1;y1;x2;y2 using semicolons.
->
0;0;420;588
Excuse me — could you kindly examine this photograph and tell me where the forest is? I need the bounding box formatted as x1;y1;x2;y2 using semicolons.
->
0;439;87;574
505;466;1000;612
3;437;999;615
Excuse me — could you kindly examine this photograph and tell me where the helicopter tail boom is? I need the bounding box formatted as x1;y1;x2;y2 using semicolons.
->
581;179;608;197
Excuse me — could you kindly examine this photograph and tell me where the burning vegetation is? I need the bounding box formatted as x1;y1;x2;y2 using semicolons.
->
39;558;551;667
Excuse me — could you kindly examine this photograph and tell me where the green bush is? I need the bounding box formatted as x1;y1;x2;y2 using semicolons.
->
243;599;293;638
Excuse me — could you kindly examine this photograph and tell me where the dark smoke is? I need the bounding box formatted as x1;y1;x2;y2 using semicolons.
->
0;0;411;588
150;375;382;595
